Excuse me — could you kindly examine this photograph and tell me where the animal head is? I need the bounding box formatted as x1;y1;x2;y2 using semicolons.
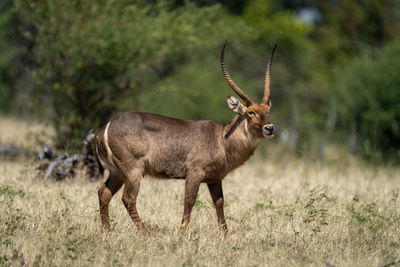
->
221;42;276;138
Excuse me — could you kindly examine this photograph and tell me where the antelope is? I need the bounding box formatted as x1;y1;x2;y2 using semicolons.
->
94;42;277;233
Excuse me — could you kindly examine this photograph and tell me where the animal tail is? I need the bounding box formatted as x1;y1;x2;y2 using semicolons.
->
91;134;104;177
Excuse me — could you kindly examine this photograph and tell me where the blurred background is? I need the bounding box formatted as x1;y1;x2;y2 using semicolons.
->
0;0;399;162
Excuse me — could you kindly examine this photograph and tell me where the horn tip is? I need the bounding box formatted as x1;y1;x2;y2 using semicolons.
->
272;44;277;53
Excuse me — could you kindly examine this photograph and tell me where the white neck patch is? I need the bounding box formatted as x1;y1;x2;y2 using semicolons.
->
244;119;252;142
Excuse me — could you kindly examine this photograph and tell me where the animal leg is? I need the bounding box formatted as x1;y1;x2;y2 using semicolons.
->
98;171;124;229
121;169;147;232
180;177;202;232
207;181;228;233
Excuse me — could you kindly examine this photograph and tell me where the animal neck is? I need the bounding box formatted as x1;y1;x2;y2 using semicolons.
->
222;115;261;170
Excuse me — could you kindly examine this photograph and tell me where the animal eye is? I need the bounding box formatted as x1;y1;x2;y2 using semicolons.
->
248;110;255;116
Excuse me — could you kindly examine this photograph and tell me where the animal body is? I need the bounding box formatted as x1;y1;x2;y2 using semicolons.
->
94;42;277;233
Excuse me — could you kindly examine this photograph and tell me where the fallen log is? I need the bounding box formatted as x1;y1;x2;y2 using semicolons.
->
36;131;98;181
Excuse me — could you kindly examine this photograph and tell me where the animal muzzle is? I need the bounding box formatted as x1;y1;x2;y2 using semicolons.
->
263;124;275;137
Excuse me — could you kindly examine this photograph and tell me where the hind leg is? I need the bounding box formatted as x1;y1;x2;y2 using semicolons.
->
98;170;124;228
121;168;147;232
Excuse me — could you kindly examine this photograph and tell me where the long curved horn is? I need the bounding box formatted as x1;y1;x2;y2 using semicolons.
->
221;42;254;106
262;44;277;105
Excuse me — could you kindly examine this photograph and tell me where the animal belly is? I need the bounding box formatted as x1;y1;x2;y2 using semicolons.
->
145;159;186;179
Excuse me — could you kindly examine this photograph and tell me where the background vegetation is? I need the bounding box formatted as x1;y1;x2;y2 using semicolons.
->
0;0;399;157
1;2;400;266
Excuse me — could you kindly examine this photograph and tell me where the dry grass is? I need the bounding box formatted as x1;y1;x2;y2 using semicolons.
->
1;117;400;266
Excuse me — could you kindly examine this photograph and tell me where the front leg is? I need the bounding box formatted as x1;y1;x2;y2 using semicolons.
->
207;181;228;233
180;175;202;232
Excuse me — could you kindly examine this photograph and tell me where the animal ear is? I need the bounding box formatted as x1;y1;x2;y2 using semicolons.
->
227;96;246;115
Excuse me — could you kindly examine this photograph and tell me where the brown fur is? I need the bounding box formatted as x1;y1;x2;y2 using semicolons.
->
95;104;273;233
95;44;277;233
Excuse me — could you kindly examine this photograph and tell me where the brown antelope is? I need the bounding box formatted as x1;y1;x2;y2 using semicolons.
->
94;42;277;233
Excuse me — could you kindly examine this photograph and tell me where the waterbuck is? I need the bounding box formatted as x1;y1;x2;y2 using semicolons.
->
94;42;277;233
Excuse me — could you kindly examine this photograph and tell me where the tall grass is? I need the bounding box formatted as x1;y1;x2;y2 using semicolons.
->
1;117;400;266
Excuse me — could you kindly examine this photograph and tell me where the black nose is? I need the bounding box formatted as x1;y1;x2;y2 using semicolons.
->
264;125;274;132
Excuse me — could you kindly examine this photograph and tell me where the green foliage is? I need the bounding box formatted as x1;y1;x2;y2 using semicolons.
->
243;0;310;48
0;0;399;159
346;195;400;251
11;0;243;148
0;2;19;112
254;200;275;211
242;0;332;151
302;186;329;235
337;40;400;159
316;1;400;52
138;55;256;123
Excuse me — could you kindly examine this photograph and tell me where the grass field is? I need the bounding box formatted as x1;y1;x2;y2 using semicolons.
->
1;117;400;266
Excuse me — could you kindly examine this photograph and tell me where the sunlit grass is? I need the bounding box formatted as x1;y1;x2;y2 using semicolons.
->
1;117;400;266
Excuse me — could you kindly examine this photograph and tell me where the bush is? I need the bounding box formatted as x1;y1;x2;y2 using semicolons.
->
12;0;247;148
337;40;400;160
0;2;19;113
